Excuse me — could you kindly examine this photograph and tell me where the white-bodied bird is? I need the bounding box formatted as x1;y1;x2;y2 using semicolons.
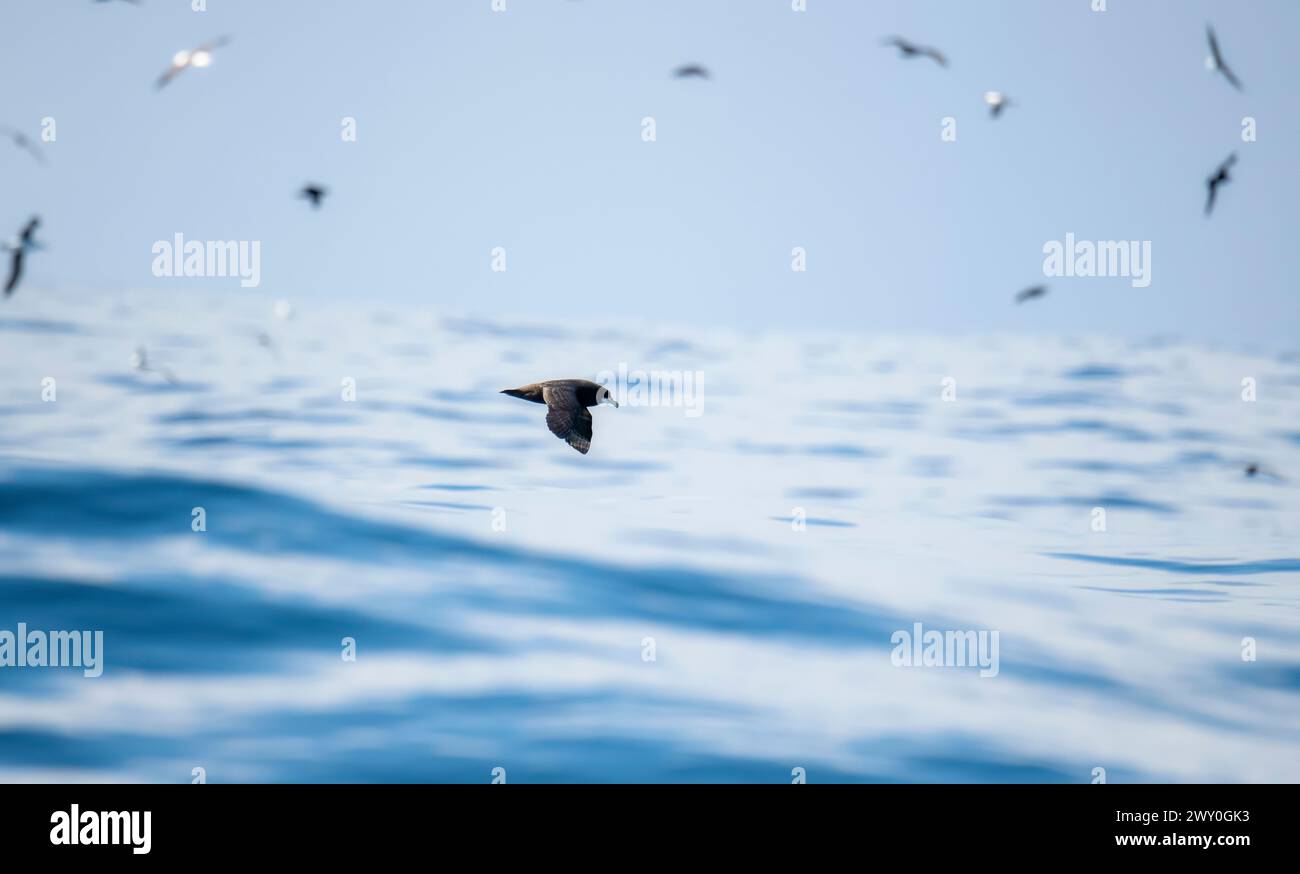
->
156;36;231;89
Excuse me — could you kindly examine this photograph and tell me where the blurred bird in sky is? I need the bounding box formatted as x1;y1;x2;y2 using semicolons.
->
299;184;328;209
1205;24;1243;91
4;216;42;298
156;36;231;89
882;36;948;67
673;64;710;79
984;91;1014;118
1205;152;1237;216
1015;285;1047;305
0;126;45;165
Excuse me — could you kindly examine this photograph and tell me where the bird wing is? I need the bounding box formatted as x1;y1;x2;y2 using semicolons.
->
1208;26;1243;90
1015;287;1042;304
1207;25;1224;67
20;138;45;164
542;384;593;454
924;47;948;67
1205;179;1218;215
198;35;232;53
1219;62;1243;90
4;248;23;296
156;64;183;89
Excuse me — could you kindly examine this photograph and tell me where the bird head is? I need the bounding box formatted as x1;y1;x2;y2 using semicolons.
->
596;385;619;408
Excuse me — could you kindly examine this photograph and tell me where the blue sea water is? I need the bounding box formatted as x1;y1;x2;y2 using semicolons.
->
0;289;1297;782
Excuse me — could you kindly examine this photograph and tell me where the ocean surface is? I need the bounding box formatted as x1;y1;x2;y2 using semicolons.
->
1;288;1297;783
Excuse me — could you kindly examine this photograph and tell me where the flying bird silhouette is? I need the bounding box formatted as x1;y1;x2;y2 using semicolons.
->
984;91;1014;118
0;127;46;165
299;184;327;209
1015;285;1047;304
1244;462;1286;481
673;64;710;79
130;347;178;385
882;36;947;67
501;379;619;455
1205;152;1237;216
156;36;231;89
4;216;42;298
1205;25;1243;91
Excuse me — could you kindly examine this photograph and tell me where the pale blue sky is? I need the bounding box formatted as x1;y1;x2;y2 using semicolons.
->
3;0;1297;344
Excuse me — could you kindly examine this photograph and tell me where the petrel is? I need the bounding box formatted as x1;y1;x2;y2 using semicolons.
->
299;184;327;209
673;64;710;79
1206;25;1243;91
1244;462;1286;481
882;36;947;68
1205;152;1237;216
4;216;41;298
984;91;1014;118
1015;285;1047;304
501;379;619;455
0;127;46;165
156;36;231;89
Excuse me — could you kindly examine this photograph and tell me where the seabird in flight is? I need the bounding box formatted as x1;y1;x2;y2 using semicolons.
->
4;216;42;298
299;184;327;209
0;127;45;165
501;379;619;455
156;36;231;89
984;91;1014;118
673;64;710;80
1015;285;1047;304
1205;152;1237;216
1244;462;1286;481
1205;25;1243;91
882;36;947;67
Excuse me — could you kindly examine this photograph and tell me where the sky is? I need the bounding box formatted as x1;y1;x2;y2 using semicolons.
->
2;0;1297;346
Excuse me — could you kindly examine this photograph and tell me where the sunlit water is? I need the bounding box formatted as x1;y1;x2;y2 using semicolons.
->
1;289;1297;783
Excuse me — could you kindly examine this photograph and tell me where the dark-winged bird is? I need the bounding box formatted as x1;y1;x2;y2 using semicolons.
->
501;379;619;455
299;184;327;209
4;216;41;297
882;36;947;68
1015;285;1047;304
0;127;46;165
1206;25;1243;91
1244;462;1286;482
1205;152;1237;216
157;36;231;89
673;64;710;79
